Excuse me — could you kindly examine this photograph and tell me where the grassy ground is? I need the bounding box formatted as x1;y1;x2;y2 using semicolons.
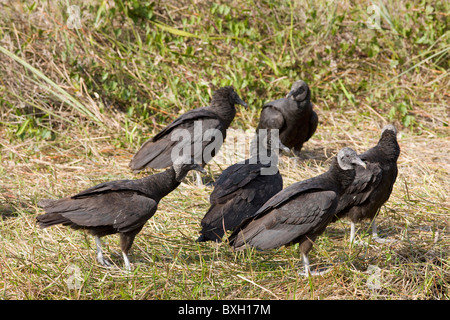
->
0;0;448;299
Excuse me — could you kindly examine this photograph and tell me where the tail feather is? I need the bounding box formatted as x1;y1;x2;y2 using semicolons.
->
196;232;222;243
36;212;72;229
196;234;206;242
37;199;55;208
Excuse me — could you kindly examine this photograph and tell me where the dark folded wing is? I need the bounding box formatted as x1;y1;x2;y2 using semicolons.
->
39;192;158;232
336;162;383;212
231;190;337;250
199;167;282;241
130;109;223;170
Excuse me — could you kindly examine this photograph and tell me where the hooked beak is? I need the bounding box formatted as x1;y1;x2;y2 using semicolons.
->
195;165;207;174
352;157;367;169
237;97;248;109
285;90;295;99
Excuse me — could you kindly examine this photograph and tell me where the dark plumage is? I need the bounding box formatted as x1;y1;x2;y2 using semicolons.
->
229;147;366;276
129;86;247;172
256;80;318;155
37;161;205;271
197;131;283;242
332;124;400;244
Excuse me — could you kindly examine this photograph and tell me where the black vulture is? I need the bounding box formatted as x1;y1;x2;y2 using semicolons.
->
37;161;206;271
256;80;318;155
332;124;400;244
197;129;283;242
129;86;247;173
229;147;366;276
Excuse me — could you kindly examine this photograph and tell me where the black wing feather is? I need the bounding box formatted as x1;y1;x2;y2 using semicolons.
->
38;192;157;233
198;161;282;242
130;109;223;170
231;190;337;250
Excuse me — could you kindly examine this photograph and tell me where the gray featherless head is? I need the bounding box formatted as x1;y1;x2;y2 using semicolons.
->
337;147;367;170
286;80;309;101
381;124;397;135
172;157;206;181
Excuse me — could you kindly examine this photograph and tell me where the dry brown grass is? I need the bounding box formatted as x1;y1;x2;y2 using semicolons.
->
1;111;448;299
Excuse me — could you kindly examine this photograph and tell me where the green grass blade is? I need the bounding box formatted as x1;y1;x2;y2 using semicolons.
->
0;44;104;126
151;21;201;39
6;89;77;126
380;46;450;87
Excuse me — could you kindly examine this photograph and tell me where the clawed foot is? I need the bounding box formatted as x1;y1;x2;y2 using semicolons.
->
350;239;372;247
372;236;396;244
97;255;112;268
350;237;396;247
97;251;133;272
279;144;291;154
299;265;332;277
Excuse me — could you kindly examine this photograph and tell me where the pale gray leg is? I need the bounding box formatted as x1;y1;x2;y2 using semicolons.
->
298;253;311;276
122;252;131;272
371;219;395;244
372;220;379;238
278;140;291;153
95;236;111;267
350;222;356;244
298;253;331;277
349;222;367;246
